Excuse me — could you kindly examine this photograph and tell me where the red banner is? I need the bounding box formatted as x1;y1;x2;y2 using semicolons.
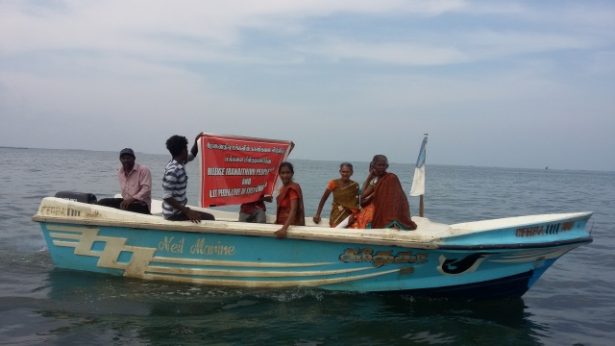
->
198;133;294;207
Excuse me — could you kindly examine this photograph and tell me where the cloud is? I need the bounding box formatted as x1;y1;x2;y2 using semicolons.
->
1;0;614;170
291;29;603;67
295;40;469;66
0;0;466;54
1;0;610;68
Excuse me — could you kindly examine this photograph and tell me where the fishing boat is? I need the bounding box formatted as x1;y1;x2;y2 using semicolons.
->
32;195;592;298
32;133;593;298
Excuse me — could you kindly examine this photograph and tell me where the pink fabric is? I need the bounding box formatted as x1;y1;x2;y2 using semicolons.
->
118;163;152;209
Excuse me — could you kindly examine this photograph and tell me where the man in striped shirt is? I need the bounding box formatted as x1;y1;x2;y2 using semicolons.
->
162;134;214;223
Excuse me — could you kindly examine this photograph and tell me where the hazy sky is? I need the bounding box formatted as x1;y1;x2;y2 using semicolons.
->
1;0;614;170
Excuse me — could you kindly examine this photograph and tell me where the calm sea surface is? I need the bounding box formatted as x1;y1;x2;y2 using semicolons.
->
1;147;613;345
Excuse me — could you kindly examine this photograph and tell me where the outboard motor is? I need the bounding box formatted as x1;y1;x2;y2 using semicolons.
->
54;191;97;204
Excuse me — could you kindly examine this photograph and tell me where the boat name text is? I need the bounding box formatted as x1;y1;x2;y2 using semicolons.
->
40;206;82;217
515;222;574;237
158;236;236;256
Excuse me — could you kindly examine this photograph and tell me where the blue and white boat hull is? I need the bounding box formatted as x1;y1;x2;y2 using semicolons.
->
33;197;592;298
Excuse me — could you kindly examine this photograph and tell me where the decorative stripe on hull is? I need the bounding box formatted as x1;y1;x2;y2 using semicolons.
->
143;269;401;288
45;224;400;287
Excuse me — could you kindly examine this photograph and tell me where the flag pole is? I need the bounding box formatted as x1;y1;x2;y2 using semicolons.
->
410;133;428;217
419;194;424;217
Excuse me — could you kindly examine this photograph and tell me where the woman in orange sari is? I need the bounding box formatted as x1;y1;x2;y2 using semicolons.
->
313;162;359;227
274;162;305;239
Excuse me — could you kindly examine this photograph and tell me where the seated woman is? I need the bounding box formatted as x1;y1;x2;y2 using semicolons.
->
313;162;359;227
351;155;417;230
274;162;305;239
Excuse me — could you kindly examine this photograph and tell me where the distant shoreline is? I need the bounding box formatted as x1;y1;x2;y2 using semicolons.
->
0;146;29;150
1;146;613;173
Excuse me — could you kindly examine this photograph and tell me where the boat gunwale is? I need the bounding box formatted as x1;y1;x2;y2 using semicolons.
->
449;211;593;231
32;197;594;251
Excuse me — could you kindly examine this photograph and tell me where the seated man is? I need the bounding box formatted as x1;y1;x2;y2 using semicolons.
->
239;194;272;223
98;148;151;214
354;155;417;230
162;134;214;223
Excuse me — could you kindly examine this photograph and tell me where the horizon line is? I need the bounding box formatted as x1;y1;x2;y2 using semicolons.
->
2;145;613;174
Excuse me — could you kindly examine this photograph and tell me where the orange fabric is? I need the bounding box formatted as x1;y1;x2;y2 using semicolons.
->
350;203;374;229
371;173;417;230
275;183;305;226
277;189;299;209
326;179;337;191
289;189;299;200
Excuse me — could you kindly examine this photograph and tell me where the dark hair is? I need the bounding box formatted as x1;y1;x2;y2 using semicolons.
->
339;162;353;170
279;161;294;174
371;154;388;164
166;135;188;157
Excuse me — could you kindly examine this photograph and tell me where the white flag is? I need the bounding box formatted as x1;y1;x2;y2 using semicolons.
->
410;134;427;196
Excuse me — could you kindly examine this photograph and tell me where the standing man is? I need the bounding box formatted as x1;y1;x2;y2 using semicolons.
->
98;148;152;214
162;134;214;223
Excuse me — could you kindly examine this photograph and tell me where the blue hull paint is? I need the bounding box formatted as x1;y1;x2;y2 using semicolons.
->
33;197;592;297
35;220;590;297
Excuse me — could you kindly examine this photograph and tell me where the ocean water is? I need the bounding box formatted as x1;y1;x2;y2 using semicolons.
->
1;147;614;345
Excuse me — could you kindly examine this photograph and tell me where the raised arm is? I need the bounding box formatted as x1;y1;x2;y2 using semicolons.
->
359;171;376;207
188;133;202;162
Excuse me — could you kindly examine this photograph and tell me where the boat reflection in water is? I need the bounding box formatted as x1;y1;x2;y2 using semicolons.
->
40;268;543;344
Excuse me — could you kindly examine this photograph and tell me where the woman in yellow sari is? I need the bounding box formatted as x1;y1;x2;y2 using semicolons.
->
313;162;359;227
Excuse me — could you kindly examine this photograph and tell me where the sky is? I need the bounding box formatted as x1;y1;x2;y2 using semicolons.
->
1;0;614;171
